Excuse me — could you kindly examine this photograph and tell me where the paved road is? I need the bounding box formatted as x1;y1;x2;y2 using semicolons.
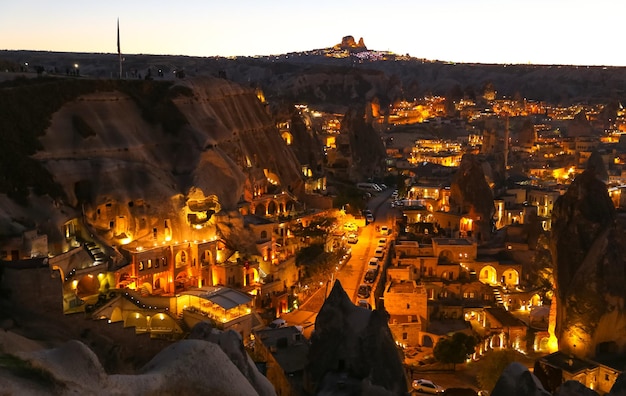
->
282;188;395;335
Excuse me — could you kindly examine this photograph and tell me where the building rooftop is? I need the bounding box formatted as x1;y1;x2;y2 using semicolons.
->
540;351;598;375
182;286;252;310
433;238;473;246
486;307;527;328
243;214;274;225
254;326;309;373
386;280;422;294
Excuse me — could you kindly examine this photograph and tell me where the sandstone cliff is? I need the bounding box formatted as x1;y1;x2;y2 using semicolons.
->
550;169;626;358
0;76;305;249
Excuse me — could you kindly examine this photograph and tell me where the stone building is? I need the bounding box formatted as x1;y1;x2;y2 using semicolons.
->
253;326;309;396
384;280;428;347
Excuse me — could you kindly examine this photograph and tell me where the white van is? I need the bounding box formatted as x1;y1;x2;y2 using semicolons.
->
374;247;384;259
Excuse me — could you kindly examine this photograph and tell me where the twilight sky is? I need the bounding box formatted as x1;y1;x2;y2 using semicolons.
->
2;0;624;66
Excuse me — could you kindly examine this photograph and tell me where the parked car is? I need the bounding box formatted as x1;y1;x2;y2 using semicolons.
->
357;299;372;309
377;238;387;247
374;247;384;258
412;379;444;394
365;214;374;223
367;258;379;272
357;284;371;299
380;226;390;235
347;233;358;244
343;223;358;232
364;268;377;283
269;318;287;329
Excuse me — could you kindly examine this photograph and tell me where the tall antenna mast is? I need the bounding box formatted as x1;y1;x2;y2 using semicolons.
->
117;18;122;79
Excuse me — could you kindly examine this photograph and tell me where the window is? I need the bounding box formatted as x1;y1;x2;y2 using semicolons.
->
402;332;408;340
406;303;410;309
155;258;159;268
261;230;268;239
147;259;152;269
139;261;144;271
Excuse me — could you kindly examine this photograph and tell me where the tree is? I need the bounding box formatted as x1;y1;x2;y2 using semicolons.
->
475;349;526;392
433;332;478;369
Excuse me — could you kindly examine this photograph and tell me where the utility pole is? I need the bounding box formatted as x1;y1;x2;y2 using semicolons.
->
117;18;122;79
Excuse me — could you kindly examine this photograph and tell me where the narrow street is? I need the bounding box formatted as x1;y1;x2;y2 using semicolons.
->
282;188;395;337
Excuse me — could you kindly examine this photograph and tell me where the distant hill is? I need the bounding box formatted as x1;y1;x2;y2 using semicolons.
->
2;48;625;110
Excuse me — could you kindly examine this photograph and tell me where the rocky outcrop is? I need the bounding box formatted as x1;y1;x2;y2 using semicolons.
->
335;36;367;51
449;154;495;241
341;106;387;180
0;333;268;395
189;321;276;396
550;169;626;358
0;76;305;249
491;362;551;396
305;280;407;395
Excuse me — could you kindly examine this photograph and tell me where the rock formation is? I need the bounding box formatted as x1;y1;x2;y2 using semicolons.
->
0;331;270;395
449;154;495;241
305;280;407;395
188;321;276;396
491;362;551;396
335;36;367;51
550;169;626;358
341;106;387;180
0;76;306;250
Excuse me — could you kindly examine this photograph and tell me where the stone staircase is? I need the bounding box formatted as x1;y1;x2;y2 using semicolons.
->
492;286;505;307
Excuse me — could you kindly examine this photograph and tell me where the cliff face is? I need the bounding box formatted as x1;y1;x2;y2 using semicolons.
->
550;170;626;358
0;77;304;247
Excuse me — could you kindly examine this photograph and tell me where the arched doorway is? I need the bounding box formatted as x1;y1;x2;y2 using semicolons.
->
438;250;454;264
175;250;187;268
76;274;100;298
267;201;277;215
201;250;213;267
124;312;148;333
245;268;259;287
479;265;498;285
286;200;296;212
530;293;541;307
538;337;550;352
502;268;520;288
422;335;434;347
254;203;266;216
149;313;177;333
